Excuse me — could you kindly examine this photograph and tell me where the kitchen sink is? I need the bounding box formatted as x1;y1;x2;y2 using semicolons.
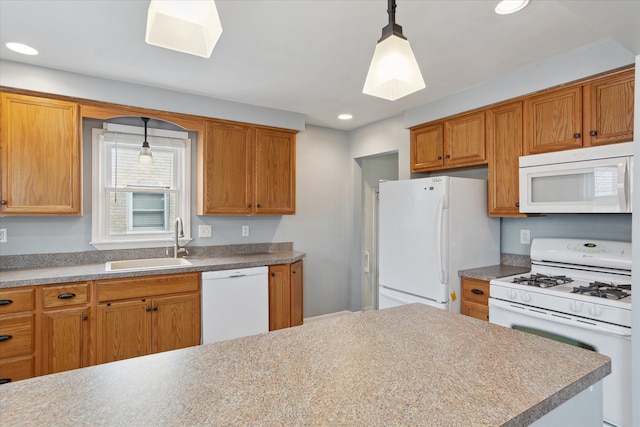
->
105;257;193;272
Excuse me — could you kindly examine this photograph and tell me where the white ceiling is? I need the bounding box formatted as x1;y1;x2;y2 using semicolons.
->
0;0;638;131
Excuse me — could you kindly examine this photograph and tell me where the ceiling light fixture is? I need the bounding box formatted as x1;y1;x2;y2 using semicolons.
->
137;117;154;165
5;42;38;56
495;0;530;15
363;0;425;101
145;0;223;58
338;114;353;120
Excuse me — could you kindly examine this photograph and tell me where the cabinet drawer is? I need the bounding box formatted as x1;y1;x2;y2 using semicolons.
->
461;278;489;305
0;356;34;384
0;288;34;314
97;272;200;302
42;283;90;308
0;314;34;358
462;301;489;321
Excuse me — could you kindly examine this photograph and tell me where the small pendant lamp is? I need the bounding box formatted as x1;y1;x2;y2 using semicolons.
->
363;0;425;101
137;117;154;165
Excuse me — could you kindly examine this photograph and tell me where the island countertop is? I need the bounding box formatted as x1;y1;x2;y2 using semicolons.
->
0;304;610;426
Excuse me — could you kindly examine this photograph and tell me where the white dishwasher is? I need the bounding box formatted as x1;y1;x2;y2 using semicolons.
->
201;266;269;344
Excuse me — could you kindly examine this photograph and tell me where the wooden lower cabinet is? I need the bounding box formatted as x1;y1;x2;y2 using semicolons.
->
40;282;91;375
96;272;200;364
269;260;303;331
460;277;490;321
0;287;35;384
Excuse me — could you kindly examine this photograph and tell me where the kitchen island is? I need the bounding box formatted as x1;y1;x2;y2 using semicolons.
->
0;304;609;426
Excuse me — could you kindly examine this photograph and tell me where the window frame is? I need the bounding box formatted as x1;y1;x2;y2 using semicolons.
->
91;123;192;250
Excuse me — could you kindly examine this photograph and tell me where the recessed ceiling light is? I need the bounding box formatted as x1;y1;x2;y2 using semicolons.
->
338;114;353;120
5;42;38;55
495;0;530;15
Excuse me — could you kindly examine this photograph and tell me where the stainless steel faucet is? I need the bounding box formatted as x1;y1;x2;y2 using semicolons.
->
174;217;188;258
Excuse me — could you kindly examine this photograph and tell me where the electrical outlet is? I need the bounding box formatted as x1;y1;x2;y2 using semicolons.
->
0;228;6;243
242;225;249;237
520;229;531;245
198;224;212;238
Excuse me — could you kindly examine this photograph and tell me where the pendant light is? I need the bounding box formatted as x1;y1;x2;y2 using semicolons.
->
363;0;425;101
137;117;154;165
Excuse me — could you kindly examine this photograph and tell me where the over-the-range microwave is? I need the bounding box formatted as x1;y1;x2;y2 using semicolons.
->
519;142;634;213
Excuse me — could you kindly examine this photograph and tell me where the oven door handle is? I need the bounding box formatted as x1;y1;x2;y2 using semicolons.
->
489;299;631;337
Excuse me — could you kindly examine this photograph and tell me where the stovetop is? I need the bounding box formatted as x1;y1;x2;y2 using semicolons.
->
510;273;631;301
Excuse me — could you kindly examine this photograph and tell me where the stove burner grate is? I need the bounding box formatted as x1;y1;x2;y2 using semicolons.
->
512;274;573;288
571;281;631;300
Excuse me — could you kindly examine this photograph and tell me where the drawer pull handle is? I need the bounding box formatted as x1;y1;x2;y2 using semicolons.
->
0;378;11;385
57;293;76;300
0;335;12;342
0;299;13;306
471;289;484;295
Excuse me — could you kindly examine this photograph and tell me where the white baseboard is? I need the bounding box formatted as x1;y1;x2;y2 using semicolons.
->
304;310;354;323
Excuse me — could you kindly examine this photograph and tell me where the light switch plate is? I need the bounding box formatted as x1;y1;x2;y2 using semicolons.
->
198;224;212;238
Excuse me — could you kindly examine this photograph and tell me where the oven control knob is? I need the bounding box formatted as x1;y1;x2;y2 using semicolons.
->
507;289;517;300
569;301;583;313
520;291;531;303
588;304;603;317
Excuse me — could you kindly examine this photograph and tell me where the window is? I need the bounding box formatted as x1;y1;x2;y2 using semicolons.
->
91;122;191;249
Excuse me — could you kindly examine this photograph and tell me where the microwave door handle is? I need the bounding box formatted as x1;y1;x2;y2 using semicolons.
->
616;160;628;211
492;300;632;337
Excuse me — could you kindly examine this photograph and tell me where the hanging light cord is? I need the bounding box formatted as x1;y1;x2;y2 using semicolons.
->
380;0;405;41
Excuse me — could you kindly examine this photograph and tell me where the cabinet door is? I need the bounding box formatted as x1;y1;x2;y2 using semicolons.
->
41;307;89;375
152;293;200;354
486;102;525;217
523;86;583;155
444;111;486;167
410;122;444;172
268;264;291;331
290;260;303;327
0;93;81;215
198;120;254;215
254;128;296;214
583;69;634;147
97;299;151;364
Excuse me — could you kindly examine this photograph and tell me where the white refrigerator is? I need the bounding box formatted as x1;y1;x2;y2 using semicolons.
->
378;176;500;313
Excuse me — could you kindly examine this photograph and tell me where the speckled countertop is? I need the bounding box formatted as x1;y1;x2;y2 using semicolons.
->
0;250;305;288
458;264;530;281
0;304;610;426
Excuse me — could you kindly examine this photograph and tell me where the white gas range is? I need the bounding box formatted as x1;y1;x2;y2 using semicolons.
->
489;238;631;427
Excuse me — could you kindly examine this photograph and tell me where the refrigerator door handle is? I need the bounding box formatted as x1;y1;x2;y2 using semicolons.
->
436;194;447;284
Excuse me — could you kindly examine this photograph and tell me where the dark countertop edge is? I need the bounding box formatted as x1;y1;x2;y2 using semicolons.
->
504;361;612;427
0;251;305;289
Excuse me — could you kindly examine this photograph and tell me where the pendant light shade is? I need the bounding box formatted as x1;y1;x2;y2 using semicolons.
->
137;117;154;165
145;0;222;58
363;0;425;101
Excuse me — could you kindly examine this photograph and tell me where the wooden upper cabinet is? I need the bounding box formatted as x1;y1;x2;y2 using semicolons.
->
583;69;634;147
197;120;296;215
444;111;486;168
254;127;296;214
0;93;81;215
411;122;444;171
198;120;254;215
486;101;525;218
411;112;485;172
523;85;583;155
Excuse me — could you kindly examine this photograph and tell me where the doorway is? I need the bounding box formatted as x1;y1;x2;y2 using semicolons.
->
360;152;398;311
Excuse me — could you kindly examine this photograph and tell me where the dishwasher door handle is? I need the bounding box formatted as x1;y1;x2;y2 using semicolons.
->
229;274;247;278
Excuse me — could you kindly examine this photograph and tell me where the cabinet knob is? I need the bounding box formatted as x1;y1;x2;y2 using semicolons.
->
0;200;6;205
445;154;451;159
271;272;276;277
590;130;597;136
146;307;152;312
82;316;88;321
247;204;252;208
437;156;442;160
57;293;76;300
153;307;158;311
573;133;581;139
515;202;519;208
257;204;261;208
0;299;13;306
